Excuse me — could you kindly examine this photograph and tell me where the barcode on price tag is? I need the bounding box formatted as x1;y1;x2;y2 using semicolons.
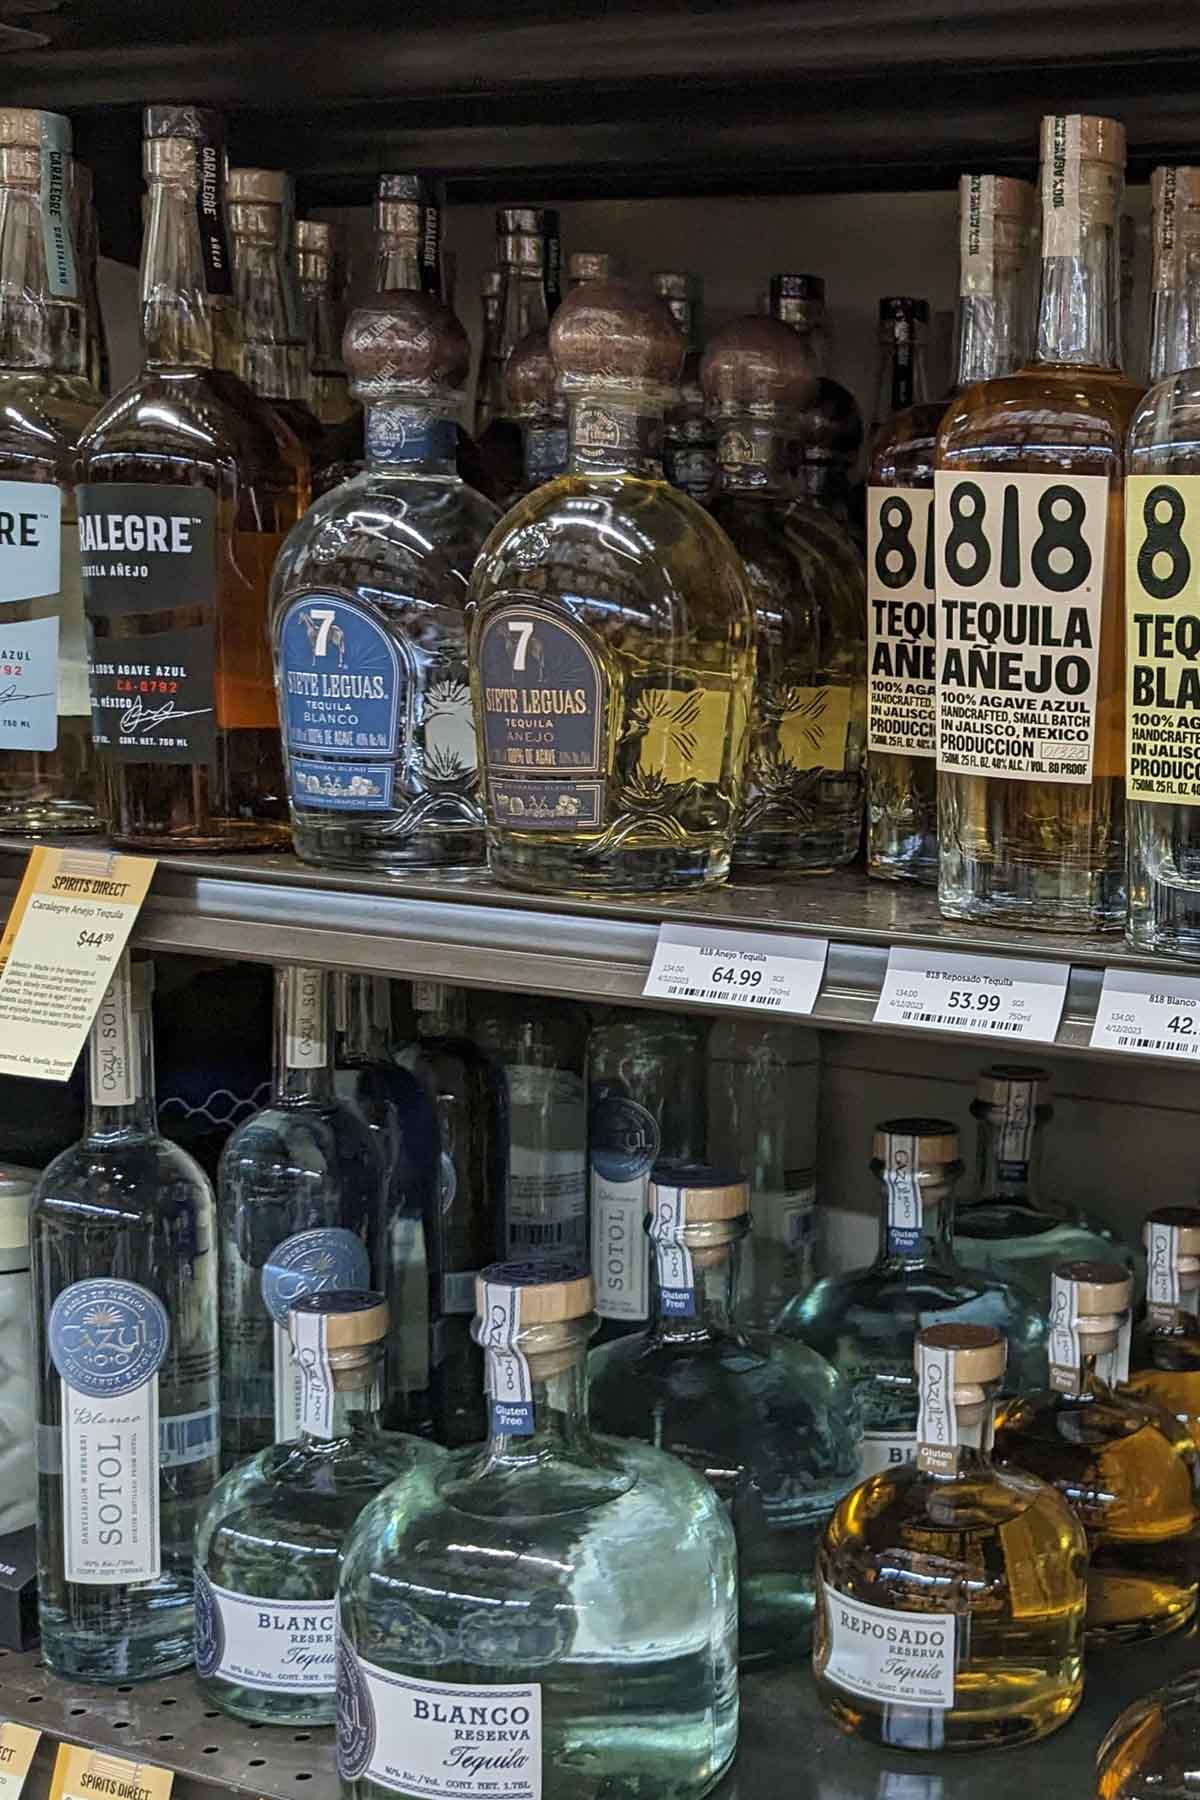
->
874;944;1069;1043
1090;966;1200;1059
642;922;828;1016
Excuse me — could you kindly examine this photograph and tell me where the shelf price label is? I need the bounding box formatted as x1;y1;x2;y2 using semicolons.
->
0;1724;40;1800
642;922;828;1016
1090;966;1200;1059
874;944;1070;1043
49;1746;173;1800
0;845;157;1081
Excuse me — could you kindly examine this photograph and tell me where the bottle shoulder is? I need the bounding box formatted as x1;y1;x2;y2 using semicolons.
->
218;1097;382;1180
0;372;93;464
834;1458;1087;1542
35;1133;214;1221
203;1431;443;1524
938;363;1145;465
868;399;947;485
80;367;308;486
1128;369;1200;469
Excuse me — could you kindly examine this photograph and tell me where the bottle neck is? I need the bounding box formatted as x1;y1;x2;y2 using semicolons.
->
414;980;468;1036
647;1237;741;1342
567;390;665;476
337;974;392;1063
974;1107;1044;1205
482;1347;592;1467
497;264;547;367
0;180;54;370
920;1401;999;1479
1148;243;1200;380
273;967;335;1102
955;259;1032;388
715;418;793;494
1036;202;1122;369
302;274;345;374
364;401;458;473
141;173;213;370
298;1353;385;1444
874;329;929;422
85;990;158;1140
233;230;310;402
375;238;423;293
875;1184;957;1269
522;421;569;487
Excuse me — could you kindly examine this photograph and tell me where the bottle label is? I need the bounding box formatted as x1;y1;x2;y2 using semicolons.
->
0;479;62;751
759;682;852;774
478;1278;534;1435
1049;1270;1129;1389
261;1228;371;1441
821;1583;956;1710
38;113;77;300
524;426;568;485
87;622;217;766
290;1305;335;1439
1147;1218;1182;1324
933;469;1110;785
883;1135;922;1256
284;966;328;1068
476;601;606;833
915;1342;958;1474
365;411;457;466
48;1277;169;1584
1125;475;1200;803
589;1091;659;1321
195;1569;335;1693
338;1653;542;1800
278;593;403;812
1041;115;1120;256
88;958;139;1108
959;174;996;297
867;485;936;758
996;1078;1037;1167
504;1069;587;1259
79;485;218;614
648;1181;695;1316
194;129;234;297
858;1431;917;1478
159;1405;219;1468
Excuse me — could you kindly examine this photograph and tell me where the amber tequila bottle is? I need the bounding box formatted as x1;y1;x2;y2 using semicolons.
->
996;1261;1200;1644
936;115;1143;930
816;1323;1087;1751
0;107;99;832
228;167;323;463
1126;168;1200;956
868;180;1035;883
702;314;866;873
468;279;754;895
1127;1205;1200;1439
78;107;306;849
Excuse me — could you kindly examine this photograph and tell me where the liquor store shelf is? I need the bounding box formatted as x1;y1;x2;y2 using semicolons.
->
2;1625;1196;1800
0;838;1191;1065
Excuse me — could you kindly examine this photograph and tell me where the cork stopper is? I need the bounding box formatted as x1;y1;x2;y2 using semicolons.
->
289;1288;389;1348
505;328;562;418
1145;1205;1200;1259
873;1117;960;1166
142;104;224;145
1039;113;1126;167
1052;1259;1130;1354
700;314;818;420
915;1322;1006;1385
343;290;470;399
960;173;1035;221
975;1063;1049;1107
550;278;685;392
474;1260;593;1326
228;166;288;205
649;1164;749;1224
0;108;67;151
570;252;619;285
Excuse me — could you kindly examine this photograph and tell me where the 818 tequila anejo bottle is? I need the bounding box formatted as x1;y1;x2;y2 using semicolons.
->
32;954;220;1680
867;181;1035;883
0;107;99;833
336;1262;739;1800
1126;167;1200;956
469;278;755;894
936;115;1143;931
702;313;866;874
815;1324;1087;1751
1127;1205;1200;1439
272;289;498;870
78;106;307;849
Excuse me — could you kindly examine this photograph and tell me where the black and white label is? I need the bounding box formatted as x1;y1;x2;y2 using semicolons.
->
88;957;138;1108
858;1432;917;1479
875;945;1070;1044
341;1659;542;1800
79;485;217;615
1146;1218;1182;1327
478;1280;533;1436
883;1135;922;1256
1091;965;1200;1061
202;1580;335;1694
648;1182;695;1316
868;486;936;758
822;1585;956;1710
960;173;996;297
995;1077;1037;1168
643;922;828;1016
934;470;1109;784
916;1342;958;1474
290;1307;335;1439
88;624;217;766
285;967;328;1069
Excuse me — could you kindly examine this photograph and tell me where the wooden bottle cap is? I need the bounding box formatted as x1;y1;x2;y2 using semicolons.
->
915;1322;1006;1384
1152;166;1200;213
550;278;685;388
288;1288;389;1348
873;1117;960;1165
975;1063;1049;1107
700;314;818;417
228;167;288;205
1145;1206;1200;1258
1052;1259;1132;1313
344;291;470;394
476;1260;594;1325
1039;113;1125;167
649;1164;749;1223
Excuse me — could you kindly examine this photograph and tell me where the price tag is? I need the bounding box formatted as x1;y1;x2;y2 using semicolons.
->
0;1725;40;1800
1090;966;1200;1059
0;846;156;1081
642;922;827;1016
874;944;1069;1043
49;1746;173;1800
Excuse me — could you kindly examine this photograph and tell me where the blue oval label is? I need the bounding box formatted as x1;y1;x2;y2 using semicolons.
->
589;1092;660;1183
260;1227;371;1326
48;1278;170;1398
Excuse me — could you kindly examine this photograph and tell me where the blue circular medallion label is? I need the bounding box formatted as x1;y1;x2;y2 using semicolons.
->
261;1227;371;1326
589;1092;660;1183
48;1278;170;1398
194;1566;223;1678
336;1635;377;1780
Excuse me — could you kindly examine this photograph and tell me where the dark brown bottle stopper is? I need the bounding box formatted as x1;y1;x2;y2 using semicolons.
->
343;290;470;396
550;279;684;389
506;328;561;417
700;315;818;417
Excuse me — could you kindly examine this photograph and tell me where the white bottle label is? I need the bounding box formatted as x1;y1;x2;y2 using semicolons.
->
338;1657;542;1800
884;1136;922;1256
195;1571;335;1693
504;1069;587;1259
858;1431;917;1478
916;1342;958;1474
648;1181;696;1316
285;967;328;1068
0;615;59;752
867;485;936;759
48;1277;169;1584
261;1227;371;1442
290;1307;335;1439
822;1583;956;1709
478;1279;533;1435
589;1091;658;1321
0;480;61;602
88;958;139;1108
1147;1219;1182;1314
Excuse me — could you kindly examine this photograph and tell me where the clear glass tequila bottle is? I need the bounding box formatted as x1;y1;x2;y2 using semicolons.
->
1097;1671;1200;1800
775;1118;1047;1478
336;1261;739;1800
954;1062;1134;1301
70;159;108;403
78;106;305;850
995;1261;1200;1644
228;166;324;464
654;271;716;504
296;219;352;427
469;278;754;894
1126;1206;1200;1440
768;274;864;532
1126;166;1200;956
0;107;100;833
477;207;550;507
504;325;567;495
702;313;866;873
473;268;503;441
272;288;497;871
32;954;220;1680
815;1323;1087;1751
217;966;385;1465
195;1289;443;1725
590;1165;861;1664
867;179;1035;883
936;115;1143;930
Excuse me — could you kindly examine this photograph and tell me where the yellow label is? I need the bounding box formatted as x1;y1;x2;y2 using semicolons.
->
0;1725;40;1800
0;846;157;1082
636;687;730;785
49;1746;172;1800
775;685;852;773
1126;474;1200;803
